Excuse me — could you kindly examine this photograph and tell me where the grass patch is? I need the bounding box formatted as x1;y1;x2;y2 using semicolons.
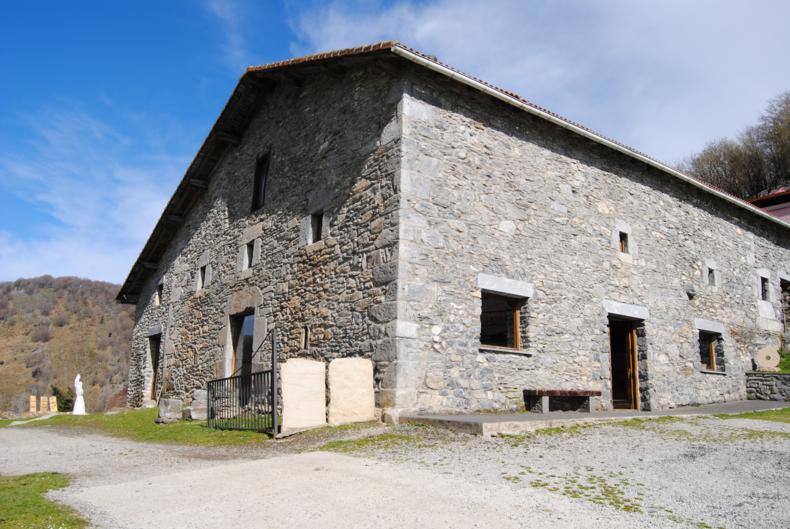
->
525;467;643;513
716;407;790;424
319;432;427;453
0;419;16;428
0;472;87;529
615;415;682;429
19;408;269;446
778;348;790;372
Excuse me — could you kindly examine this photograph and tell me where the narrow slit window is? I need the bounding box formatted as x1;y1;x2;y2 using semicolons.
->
618;232;629;254
480;292;526;349
699;331;724;372
198;265;207;290
154;284;163;306
244;241;254;270
310;211;324;244
251;153;270;211
707;267;716;286
760;276;770;301
302;326;310;350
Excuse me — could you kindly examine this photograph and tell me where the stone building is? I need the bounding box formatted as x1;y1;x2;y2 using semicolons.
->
118;42;790;420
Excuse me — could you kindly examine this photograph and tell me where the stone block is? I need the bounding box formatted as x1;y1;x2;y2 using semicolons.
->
29;395;37;414
156;398;183;424
281;359;326;430
192;389;208;405
328;357;375;425
49;396;58;413
39;396;49;413
182;406;207;421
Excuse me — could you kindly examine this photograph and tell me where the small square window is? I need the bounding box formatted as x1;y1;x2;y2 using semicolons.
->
244;242;254;270
480;292;526;349
198;265;207;290
618;232;629;254
310;211;324;244
699;331;724;372
760;276;770;301
154;284;163;306
707;267;716;287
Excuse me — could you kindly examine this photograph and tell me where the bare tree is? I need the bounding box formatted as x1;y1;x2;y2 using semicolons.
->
682;91;790;199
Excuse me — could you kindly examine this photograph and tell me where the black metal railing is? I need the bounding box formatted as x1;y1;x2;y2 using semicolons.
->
206;327;279;434
207;370;273;432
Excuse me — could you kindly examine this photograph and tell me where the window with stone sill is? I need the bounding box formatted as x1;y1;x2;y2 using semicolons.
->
698;331;725;373
759;276;770;301
618;231;629;254
480;292;527;351
243;241;254;270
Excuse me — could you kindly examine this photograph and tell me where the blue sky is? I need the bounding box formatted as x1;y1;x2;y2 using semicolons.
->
2;0;789;283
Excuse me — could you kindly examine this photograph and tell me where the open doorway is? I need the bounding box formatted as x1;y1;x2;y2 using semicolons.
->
608;317;641;410
230;311;255;405
148;334;161;401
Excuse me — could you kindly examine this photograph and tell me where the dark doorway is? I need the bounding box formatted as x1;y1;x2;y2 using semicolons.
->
230;312;255;405
148;334;161;400
608;317;640;410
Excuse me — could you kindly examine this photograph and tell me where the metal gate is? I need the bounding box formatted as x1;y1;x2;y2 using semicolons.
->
207;328;279;434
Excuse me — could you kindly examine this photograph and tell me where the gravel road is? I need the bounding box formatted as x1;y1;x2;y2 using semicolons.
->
1;414;788;529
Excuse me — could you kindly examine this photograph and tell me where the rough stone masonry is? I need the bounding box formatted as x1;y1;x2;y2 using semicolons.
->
118;43;790;421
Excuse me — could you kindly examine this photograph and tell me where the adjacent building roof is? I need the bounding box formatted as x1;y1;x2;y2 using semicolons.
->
117;41;790;303
749;188;790;222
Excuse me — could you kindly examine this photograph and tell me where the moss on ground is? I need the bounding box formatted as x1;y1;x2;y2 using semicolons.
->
18;408;269;446
524;467;643;513
716;407;790;424
318;432;430;453
0;472;87;529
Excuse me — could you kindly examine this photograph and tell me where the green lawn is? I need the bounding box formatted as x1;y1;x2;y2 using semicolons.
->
20;408;269;446
0;419;15;428
0;473;86;529
717;407;790;424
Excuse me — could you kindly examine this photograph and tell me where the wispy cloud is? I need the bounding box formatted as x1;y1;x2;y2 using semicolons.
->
203;0;253;72
290;0;790;164
0;104;190;283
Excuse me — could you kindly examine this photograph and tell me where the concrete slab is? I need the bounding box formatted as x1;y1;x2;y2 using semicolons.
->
401;400;790;437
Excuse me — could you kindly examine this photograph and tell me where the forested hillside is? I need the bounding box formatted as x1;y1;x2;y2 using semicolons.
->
0;276;133;415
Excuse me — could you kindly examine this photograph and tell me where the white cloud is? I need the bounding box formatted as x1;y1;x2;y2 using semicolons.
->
203;0;254;72
290;0;790;163
0;106;189;283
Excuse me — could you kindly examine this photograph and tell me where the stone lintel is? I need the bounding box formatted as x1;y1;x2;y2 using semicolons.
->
144;324;163;337
603;300;649;320
693;318;725;334
477;273;534;299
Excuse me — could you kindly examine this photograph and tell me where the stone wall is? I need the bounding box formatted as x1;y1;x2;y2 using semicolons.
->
746;372;790;401
392;65;790;415
127;64;401;407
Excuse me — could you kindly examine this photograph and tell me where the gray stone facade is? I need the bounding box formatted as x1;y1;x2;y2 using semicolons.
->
122;45;790;419
126;63;402;408
746;372;790;401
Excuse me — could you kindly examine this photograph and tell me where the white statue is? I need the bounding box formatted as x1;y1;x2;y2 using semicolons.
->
72;374;86;415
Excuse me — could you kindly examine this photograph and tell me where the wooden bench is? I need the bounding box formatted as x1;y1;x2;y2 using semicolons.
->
523;389;602;413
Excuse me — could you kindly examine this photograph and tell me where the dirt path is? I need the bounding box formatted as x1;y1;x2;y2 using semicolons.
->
1;426;684;529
